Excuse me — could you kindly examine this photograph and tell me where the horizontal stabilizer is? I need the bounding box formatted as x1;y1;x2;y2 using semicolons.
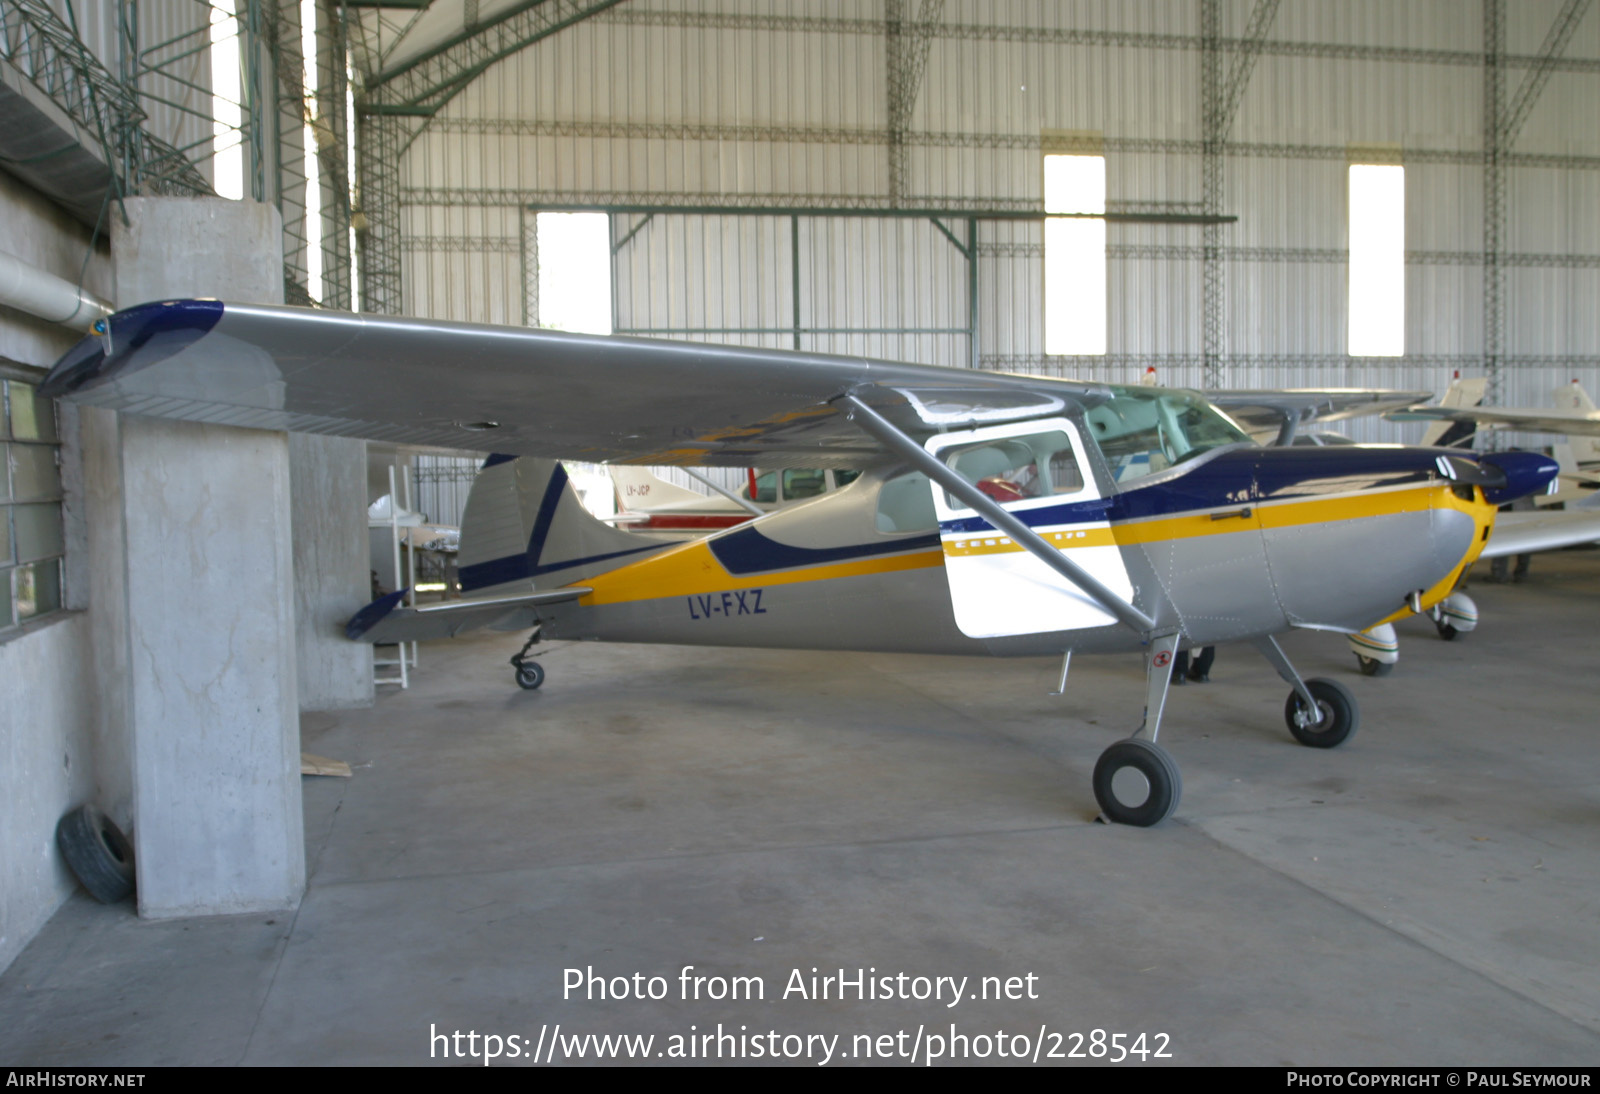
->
345;587;591;644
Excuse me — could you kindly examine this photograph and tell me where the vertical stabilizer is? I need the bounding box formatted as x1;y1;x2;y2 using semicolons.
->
1553;381;1600;465
458;456;673;596
1421;376;1488;448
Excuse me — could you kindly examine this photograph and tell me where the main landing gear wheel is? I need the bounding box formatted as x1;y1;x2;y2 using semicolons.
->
1435;621;1459;641
1355;654;1393;677
1285;678;1359;749
514;660;545;690
56;804;135;903
1093;739;1182;827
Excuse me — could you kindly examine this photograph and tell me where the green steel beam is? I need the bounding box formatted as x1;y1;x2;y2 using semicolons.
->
527;202;1235;224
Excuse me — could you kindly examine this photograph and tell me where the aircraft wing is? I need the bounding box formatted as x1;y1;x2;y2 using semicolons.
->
1387;405;1600;438
42;299;1089;469
1206;389;1432;441
1481;507;1600;559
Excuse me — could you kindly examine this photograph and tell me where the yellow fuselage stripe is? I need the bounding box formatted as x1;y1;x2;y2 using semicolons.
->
580;541;944;606
579;483;1497;608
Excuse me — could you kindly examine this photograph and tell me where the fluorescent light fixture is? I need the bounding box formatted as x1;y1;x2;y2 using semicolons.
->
1044;155;1107;356
537;212;613;334
1348;164;1405;357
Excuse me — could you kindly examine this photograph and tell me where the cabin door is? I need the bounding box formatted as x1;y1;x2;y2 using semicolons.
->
925;419;1133;638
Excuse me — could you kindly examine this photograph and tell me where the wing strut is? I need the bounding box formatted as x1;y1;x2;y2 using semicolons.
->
683;467;765;516
835;390;1157;635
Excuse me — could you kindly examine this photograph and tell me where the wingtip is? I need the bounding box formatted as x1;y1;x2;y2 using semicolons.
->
40;299;225;398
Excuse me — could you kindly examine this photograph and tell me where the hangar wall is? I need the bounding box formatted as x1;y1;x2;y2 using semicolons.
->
396;0;1600;443
6;0;1598;973
0;172;109;974
1;0;366;968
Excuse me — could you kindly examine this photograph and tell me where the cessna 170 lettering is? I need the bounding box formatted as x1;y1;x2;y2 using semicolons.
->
43;300;1560;826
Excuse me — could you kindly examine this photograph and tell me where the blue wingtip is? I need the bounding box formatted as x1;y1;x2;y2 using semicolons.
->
345;589;408;640
40;299;225;398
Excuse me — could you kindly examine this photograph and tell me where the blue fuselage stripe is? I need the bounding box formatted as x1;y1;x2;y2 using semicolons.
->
940;449;1441;534
709;527;942;574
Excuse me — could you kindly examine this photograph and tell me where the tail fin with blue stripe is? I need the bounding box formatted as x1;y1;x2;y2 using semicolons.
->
457;456;672;596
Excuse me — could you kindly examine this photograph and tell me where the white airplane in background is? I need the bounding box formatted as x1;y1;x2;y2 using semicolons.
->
1391;378;1600;444
1390;379;1600;505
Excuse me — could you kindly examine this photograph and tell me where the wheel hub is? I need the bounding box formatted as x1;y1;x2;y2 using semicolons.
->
1294;700;1329;729
1110;766;1152;808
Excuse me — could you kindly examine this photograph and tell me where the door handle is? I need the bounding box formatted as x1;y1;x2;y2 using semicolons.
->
1210;506;1253;521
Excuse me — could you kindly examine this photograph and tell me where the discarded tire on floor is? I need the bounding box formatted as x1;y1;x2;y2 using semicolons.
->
56;804;135;903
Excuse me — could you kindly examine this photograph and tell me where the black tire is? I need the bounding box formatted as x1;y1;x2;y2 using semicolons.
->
56;804;135;904
514;660;545;690
1436;622;1459;641
1092;739;1182;827
1356;655;1394;677
1285;678;1360;748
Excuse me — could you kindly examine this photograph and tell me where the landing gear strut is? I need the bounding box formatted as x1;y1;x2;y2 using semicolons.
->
1093;633;1183;827
1090;633;1362;826
510;627;545;690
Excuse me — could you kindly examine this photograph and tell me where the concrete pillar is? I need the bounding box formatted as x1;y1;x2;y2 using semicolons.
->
103;197;304;916
290;433;373;710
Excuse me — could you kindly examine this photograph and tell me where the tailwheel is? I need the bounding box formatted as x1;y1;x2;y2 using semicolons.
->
514;660;545;690
509;628;545;690
1285;678;1359;748
1093;739;1182;827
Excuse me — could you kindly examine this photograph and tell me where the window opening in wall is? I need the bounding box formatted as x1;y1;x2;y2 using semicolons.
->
346;51;361;303
301;0;323;300
1348;164;1405;357
210;0;244;200
1;379;64;631
1043;154;1107;357
536;213;612;334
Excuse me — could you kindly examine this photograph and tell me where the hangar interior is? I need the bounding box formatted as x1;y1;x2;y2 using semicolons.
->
1;0;1598;1065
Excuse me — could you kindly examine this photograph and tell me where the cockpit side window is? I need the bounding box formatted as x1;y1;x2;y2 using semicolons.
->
1082;389;1251;484
937;430;1085;510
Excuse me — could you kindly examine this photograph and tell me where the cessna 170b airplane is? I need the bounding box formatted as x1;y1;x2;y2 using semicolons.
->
42;299;1560;826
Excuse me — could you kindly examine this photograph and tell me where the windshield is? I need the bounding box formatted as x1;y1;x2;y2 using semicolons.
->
1082;388;1252;484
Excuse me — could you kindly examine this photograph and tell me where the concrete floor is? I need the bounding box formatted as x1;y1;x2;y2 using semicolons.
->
4;550;1600;1067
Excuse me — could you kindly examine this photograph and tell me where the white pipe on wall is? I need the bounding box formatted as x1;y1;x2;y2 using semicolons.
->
0;250;114;332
